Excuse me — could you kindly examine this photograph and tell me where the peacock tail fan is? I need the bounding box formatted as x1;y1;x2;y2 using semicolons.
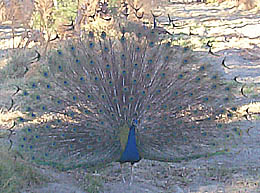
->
14;24;241;171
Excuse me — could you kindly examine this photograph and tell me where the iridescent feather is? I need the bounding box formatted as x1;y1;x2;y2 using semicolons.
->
14;24;240;171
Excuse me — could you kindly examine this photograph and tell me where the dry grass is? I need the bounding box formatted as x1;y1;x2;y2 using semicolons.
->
0;145;50;193
208;0;260;10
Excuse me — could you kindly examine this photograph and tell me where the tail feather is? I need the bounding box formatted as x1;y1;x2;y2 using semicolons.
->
14;24;241;170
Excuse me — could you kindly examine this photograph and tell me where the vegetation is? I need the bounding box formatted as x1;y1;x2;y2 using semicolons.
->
0;145;49;193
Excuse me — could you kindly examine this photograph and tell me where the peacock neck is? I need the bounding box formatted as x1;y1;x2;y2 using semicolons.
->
119;125;141;164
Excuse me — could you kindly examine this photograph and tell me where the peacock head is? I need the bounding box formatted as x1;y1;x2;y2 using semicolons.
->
132;119;138;128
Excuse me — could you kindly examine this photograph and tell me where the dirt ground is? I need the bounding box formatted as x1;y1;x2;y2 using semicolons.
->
1;0;260;192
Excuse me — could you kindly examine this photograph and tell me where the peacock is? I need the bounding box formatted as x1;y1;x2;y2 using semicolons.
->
12;23;241;183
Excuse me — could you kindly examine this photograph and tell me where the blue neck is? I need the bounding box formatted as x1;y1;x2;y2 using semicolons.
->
119;125;140;164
